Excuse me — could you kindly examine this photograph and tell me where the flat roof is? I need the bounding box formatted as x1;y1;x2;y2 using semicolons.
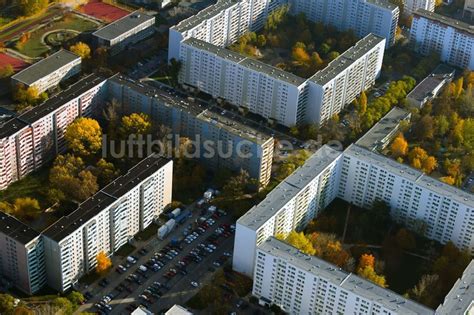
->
0;211;40;245
0;74;107;139
93;11;155;41
366;0;398;11
43;155;171;242
345;144;474;206
310;34;385;86
436;260;474;314
165;305;193;315
182;38;306;86
259;237;434;315
238;145;342;230
356;107;411;151
11;50;80;86
171;0;237;33
109;75;271;143
407;64;455;105
414;9;474;35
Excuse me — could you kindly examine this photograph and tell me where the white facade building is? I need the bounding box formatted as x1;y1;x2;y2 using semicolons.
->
179;34;385;126
11;50;81;93
0;74;108;190
43;156;173;292
233;145;343;276
338;144;474;255
289;0;399;47
410;10;474;70
403;0;435;16
0;212;46;295
254;237;434;315
308;34;385;124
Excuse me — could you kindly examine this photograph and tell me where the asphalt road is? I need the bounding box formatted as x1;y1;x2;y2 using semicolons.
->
75;206;235;314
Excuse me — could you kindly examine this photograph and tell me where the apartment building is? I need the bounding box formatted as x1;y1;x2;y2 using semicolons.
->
339;144;474;255
11;50;81;93
43;155;172;292
464;0;474;18
404;0;435;16
308;34;385;124
411;10;474;70
233;145;342;276
108;75;274;187
436;260;474;315
168;0;283;60
0;74;108;190
253;237;434;315
179;34;384;126
93;11;155;55
179;38;307;126
0;212;46;295
288;0;399;47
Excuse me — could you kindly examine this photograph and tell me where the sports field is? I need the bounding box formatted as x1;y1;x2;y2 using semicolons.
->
80;0;130;22
0;53;29;71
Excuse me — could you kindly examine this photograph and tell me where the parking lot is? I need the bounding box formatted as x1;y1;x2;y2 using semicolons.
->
76;201;236;314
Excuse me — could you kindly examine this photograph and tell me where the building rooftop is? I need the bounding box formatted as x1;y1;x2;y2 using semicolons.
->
259;237;434;315
414;9;474;35
171;0;237;33
238;145;342;230
406;64;455;107
0;211;40;245
436;260;474;315
165;304;193;315
310;34;385;86
345;144;474;206
366;0;398;11
356;107;411;151
43;155;171;242
182;38;306;86
110;75;272;144
0;74;107;139
11;49;80;86
93;11;155;41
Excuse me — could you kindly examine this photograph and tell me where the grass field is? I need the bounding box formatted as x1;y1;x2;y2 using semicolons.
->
15;14;98;58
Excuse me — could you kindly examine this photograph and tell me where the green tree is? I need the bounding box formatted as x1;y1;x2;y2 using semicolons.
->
52;297;73;315
67;291;84;307
222;169;250;197
256;34;266;47
65;117;102;156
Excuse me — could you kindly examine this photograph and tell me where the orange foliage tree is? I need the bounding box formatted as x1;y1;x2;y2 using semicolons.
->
96;251;112;274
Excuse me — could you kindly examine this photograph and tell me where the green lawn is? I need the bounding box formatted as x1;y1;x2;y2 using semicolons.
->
16;14;98;57
0;166;50;205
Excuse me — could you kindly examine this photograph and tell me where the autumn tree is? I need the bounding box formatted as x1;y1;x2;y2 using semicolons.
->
279;231;316;255
292;42;310;64
52;297;73;315
357;254;387;287
96;251;112;274
409;274;440;307
94;159;119;186
222;169;250;197
408;147;437;173
390;133;408;158
0;198;41;220
49;154;99;202
0;294;16;314
308;232;351;268
357;91;367;114
119;113;152;139
19;0;49;16
13;84;47;106
65;117;102;156
101;98;122;138
0;64;14;78
70;42;91;59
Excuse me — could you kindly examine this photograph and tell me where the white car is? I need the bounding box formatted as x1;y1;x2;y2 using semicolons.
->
191;281;199;287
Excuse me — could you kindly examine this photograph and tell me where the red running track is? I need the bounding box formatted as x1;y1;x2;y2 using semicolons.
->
80;0;130;22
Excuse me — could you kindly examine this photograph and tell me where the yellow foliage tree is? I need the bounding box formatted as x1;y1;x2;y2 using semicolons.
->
421;156;437;174
64;117;102;156
440;176;455;185
357;265;387;287
119;113;152;138
390;133;408;158
70;42;91;59
358;91;367;114
292;46;310;64
96;251;112;274
280;231;316;255
358;253;375;270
